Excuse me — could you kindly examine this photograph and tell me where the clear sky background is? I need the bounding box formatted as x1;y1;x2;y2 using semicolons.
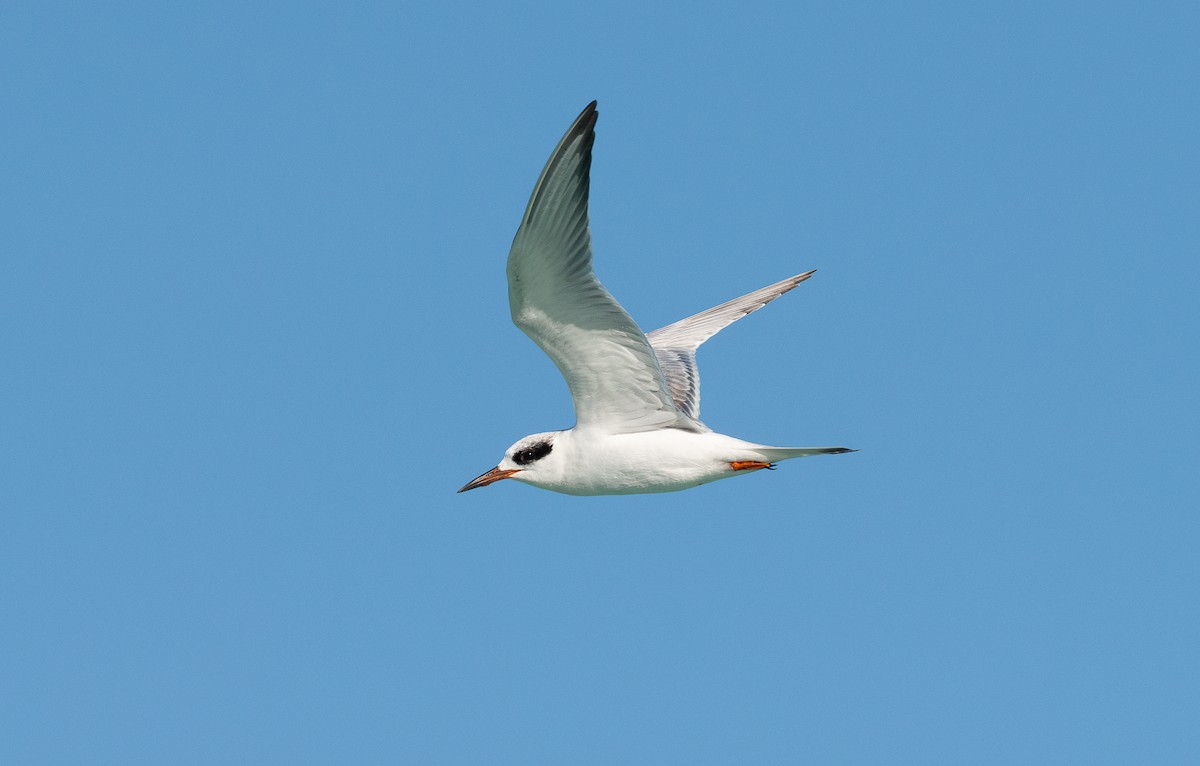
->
2;1;1197;763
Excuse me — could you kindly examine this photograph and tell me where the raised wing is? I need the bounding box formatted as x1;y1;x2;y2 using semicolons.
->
646;271;815;423
507;102;697;433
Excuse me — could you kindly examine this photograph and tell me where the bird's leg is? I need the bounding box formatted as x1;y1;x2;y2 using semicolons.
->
729;461;775;471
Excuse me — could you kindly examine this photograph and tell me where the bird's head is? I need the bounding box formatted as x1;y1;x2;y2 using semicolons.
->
458;432;560;493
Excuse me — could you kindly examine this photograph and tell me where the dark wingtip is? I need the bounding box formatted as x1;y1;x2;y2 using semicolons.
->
787;269;817;288
520;101;599;229
574;100;599;133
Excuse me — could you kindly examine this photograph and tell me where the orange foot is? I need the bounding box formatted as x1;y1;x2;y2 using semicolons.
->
729;461;775;471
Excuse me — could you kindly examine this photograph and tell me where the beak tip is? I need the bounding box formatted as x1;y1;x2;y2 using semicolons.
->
457;467;520;494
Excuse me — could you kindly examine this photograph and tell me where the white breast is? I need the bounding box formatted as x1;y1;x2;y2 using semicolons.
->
514;428;770;496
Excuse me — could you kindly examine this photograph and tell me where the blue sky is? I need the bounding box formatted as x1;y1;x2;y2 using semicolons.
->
2;1;1197;763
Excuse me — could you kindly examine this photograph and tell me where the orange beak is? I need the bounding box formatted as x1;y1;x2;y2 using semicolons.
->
457;467;521;493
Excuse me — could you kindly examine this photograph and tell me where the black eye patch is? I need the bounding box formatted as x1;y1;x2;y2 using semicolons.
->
512;440;553;465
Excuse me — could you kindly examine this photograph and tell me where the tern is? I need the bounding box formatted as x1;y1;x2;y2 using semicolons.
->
459;101;853;496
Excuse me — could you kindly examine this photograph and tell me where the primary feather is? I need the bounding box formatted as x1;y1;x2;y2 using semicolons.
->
646;271;816;424
506;101;698;433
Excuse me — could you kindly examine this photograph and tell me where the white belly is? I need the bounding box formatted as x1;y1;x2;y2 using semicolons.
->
516;428;769;496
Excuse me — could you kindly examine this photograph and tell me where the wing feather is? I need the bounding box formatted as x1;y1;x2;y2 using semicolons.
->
507;102;696;433
646;271;815;422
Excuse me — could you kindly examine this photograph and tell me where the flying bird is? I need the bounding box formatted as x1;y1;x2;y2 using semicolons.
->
460;101;853;496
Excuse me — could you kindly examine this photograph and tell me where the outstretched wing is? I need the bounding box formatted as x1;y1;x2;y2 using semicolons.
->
507;102;697;434
646;271;816;423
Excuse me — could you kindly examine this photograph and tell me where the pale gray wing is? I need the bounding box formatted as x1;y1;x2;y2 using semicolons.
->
646;271;816;423
507;102;697;434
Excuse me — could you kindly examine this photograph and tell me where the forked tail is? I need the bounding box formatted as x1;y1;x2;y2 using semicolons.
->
756;446;857;463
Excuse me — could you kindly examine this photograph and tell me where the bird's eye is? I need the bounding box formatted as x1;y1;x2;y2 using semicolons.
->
512;440;552;465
